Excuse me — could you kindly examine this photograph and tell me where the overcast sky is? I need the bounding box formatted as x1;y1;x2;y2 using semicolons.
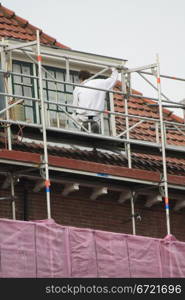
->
2;0;185;116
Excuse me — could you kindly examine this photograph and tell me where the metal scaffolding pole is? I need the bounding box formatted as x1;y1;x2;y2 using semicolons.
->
1;67;185;107
1;86;185;126
109;91;117;136
140;70;185;82
156;54;171;235
131;192;136;235
10;175;16;220
1;41;12;150
0;98;24;116
13;46;125;69
85;67;110;82
36;30;51;219
138;72;171;102
121;70;132;168
116;119;144;138
1;40;17;220
121;68;136;235
124;63;157;73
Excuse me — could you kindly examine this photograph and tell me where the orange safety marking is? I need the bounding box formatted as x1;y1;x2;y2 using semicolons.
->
164;197;169;205
45;180;51;187
37;55;42;62
157;78;160;84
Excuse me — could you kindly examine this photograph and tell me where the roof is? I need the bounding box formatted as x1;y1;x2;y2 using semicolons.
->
0;3;70;49
114;82;185;146
0;134;185;179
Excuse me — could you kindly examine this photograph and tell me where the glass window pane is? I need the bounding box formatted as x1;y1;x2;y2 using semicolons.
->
47;70;55;77
48;79;56;90
56;71;64;91
25;107;34;123
23;86;32;97
13;75;21;84
22;65;31;84
48;91;57;111
65;93;73;101
57;92;65;103
48;103;57;111
24;100;32;106
13;63;21;84
56;71;64;80
23;76;32;85
43;89;48;100
14;85;22;96
65;74;73;93
22;65;31;75
42;78;46;88
65;94;73;113
23;86;32;106
58;112;66;128
73;74;79;83
48;90;57;102
47;70;55;90
42;71;47;88
104;117;110;136
13;64;21;73
49;111;57;127
42;70;47;79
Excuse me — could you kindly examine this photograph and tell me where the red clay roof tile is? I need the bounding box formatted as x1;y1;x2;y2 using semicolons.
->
1;138;185;177
1;5;14;17
0;4;70;49
14;15;28;26
113;85;185;149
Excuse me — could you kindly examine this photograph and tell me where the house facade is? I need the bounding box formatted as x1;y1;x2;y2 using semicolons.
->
0;3;185;243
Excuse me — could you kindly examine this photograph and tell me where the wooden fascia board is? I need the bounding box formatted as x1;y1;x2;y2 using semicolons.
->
0;149;184;186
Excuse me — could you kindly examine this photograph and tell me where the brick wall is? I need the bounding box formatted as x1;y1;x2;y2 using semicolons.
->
0;179;185;241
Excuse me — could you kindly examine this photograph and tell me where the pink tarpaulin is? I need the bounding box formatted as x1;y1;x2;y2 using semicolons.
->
0;218;185;278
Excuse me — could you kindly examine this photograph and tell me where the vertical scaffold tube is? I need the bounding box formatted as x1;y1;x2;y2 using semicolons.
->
121;68;136;235
1;40;16;220
1;41;12;150
36;30;51;219
131;192;136;235
10;175;16;220
121;70;132;168
156;54;171;235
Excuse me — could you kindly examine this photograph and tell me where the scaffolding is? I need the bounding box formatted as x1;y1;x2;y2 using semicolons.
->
0;30;185;235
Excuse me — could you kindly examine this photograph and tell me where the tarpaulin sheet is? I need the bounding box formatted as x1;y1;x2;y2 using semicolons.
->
0;218;185;278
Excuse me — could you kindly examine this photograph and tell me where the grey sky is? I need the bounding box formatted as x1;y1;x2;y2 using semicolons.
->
2;0;185;116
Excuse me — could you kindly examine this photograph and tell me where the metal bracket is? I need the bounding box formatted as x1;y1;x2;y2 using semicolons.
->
159;185;165;197
151;67;157;76
90;187;107;200
3;71;10;78
62;183;79;196
131;213;142;221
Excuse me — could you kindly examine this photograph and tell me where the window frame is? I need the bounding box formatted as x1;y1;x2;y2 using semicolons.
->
12;60;36;123
41;65;79;128
11;61;112;135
